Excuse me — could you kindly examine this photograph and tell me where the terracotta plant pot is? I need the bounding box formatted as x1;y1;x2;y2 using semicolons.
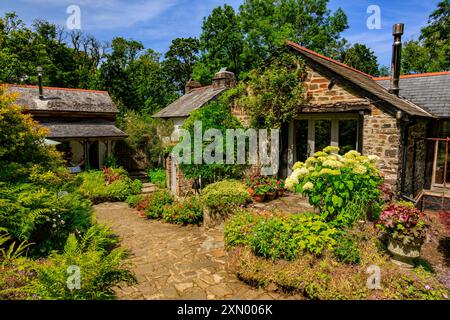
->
252;194;265;203
277;189;285;198
265;192;276;202
387;237;423;268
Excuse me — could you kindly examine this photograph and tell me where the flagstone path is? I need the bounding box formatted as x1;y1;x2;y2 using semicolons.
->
94;202;298;300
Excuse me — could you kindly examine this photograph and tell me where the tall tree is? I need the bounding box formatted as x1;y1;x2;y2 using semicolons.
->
101;37;177;114
341;43;380;76
402;0;450;73
401;39;432;74
131;49;178;114
163;37;200;93
100;37;145;111
420;0;450;70
193;4;244;83
0;12;39;84
239;0;348;70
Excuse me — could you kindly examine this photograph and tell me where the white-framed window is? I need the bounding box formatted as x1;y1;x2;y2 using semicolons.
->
288;114;360;168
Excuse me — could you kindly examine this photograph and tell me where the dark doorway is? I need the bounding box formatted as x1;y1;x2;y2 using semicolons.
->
88;141;100;170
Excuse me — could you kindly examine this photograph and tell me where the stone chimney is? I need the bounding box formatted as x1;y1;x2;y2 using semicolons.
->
212;68;236;89
185;79;202;93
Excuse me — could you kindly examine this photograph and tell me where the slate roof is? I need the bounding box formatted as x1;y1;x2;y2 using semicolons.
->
287;41;434;118
6;85;118;114
40;120;127;139
374;72;450;118
153;85;227;118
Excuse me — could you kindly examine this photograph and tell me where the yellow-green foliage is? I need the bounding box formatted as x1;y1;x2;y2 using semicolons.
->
0;87;62;168
202;180;251;210
78;170;142;204
225;210;339;260
285;147;383;224
228;223;449;300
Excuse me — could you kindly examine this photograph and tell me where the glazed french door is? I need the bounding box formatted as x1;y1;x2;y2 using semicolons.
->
290;114;359;164
430;138;450;188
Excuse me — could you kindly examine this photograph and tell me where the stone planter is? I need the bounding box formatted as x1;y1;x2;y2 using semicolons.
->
387;237;423;268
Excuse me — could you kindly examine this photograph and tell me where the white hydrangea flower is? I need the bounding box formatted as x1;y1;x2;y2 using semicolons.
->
353;165;367;175
292;162;305;170
322;159;343;169
323;146;340;154
302;182;314;191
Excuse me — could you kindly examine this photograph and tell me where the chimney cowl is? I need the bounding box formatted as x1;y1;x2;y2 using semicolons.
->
393;23;404;36
389;23;404;97
37;66;44;100
212;69;236;89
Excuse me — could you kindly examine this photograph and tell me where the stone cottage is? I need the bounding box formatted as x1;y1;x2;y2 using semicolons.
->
154;24;450;209
7;84;127;170
153;69;237;195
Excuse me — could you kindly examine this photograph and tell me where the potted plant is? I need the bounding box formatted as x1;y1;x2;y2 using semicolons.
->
276;180;285;198
377;202;428;268
265;179;277;201
252;185;266;203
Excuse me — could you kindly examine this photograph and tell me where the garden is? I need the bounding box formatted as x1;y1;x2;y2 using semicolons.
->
0;88;142;299
223;147;449;300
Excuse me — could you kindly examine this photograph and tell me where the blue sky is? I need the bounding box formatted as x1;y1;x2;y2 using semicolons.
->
0;0;441;67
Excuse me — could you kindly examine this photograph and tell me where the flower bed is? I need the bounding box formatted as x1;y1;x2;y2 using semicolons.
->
244;176;285;203
78;167;143;204
226;212;448;300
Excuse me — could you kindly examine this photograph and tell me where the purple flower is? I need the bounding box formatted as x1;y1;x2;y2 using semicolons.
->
425;285;431;290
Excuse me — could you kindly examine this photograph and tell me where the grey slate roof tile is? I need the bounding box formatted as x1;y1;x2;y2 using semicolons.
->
153;85;227;118
376;74;450;118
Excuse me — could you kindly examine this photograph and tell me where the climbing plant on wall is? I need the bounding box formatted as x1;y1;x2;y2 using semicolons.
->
237;50;308;129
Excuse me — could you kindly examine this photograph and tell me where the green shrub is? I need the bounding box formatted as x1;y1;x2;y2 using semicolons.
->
162;197;203;225
225;211;338;260
250;217;294;260
125;194;145;208
103;156;119;168
202;180;251;211
0;182;93;256
78;170;142;203
333;232;361;264
224;210;260;248
285;147;383;225
148;168;166;188
26;226;136;300
228;225;449;300
145;190;174;219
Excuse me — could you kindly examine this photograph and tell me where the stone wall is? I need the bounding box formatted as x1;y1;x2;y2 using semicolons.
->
303;67;366;106
403;120;428;197
165;155;194;197
362;105;402;188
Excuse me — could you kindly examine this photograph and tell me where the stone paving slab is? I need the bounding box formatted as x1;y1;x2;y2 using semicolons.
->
94;202;290;300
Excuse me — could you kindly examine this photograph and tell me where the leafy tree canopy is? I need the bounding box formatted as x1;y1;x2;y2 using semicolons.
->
341;43;380;76
163;37;201;93
402;0;450;73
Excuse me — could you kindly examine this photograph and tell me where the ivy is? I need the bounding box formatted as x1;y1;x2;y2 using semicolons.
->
237;50;308;128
